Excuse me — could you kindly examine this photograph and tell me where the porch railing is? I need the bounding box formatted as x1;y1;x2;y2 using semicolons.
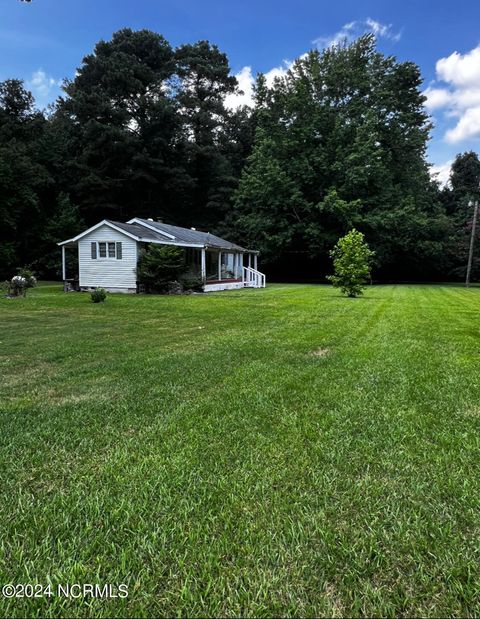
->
243;266;266;288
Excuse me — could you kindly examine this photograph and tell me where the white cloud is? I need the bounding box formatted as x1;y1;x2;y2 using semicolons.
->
445;108;480;143
226;18;400;111
225;66;255;109
423;87;451;111
225;61;293;110
26;69;61;109
365;18;402;42
313;18;401;49
264;62;292;86
425;45;480;144
429;160;453;187
436;47;480;88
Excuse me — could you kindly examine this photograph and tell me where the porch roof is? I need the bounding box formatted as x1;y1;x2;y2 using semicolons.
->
128;218;251;252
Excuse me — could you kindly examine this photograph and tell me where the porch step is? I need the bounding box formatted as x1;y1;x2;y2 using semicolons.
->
243;267;266;288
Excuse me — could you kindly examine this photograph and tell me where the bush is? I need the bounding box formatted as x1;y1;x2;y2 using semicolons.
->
4;267;37;298
327;229;374;297
17;268;37;289
137;245;185;293
91;288;107;303
182;276;204;292
9;276;27;297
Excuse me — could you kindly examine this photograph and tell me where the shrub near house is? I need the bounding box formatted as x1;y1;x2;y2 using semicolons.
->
136;245;185;294
90;288;107;303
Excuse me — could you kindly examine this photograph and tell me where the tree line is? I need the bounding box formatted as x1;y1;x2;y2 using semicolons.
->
1;29;479;282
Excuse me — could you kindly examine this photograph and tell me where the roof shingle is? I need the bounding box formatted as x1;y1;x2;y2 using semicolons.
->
130;219;248;251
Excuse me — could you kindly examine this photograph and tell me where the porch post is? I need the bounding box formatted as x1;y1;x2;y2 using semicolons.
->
61;245;66;281
254;253;258;271
201;248;206;282
248;253;251;268
218;251;222;281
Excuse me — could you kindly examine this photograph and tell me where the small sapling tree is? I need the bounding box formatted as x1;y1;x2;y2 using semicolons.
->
327;229;374;297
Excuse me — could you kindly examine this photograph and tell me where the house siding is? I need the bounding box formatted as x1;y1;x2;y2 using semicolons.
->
79;225;137;292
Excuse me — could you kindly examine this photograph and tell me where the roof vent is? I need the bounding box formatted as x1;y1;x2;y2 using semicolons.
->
157;219;163;223
147;218;153;221
191;227;196;231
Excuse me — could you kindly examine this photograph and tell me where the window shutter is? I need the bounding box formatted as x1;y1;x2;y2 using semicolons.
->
91;242;97;259
116;242;122;259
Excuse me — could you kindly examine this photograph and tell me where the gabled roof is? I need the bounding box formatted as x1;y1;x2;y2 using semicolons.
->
107;221;176;242
128;218;248;251
58;219;147;246
58;218;254;252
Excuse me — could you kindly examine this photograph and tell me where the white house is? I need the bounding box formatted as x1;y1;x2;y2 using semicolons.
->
58;218;265;293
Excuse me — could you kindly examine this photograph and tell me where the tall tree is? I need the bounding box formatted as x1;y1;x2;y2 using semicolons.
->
232;36;448;279
59;28;178;224
0;79;48;278
173;41;239;227
56;31;247;231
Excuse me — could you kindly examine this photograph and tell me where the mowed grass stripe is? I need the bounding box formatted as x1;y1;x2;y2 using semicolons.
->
0;283;479;617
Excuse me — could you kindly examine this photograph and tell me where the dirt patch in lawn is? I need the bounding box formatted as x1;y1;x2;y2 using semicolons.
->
311;347;330;357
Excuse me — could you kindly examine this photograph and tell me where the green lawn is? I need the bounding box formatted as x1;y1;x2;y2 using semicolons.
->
1;283;479;618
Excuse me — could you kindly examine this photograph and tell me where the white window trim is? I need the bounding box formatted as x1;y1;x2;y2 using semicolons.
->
93;241;122;260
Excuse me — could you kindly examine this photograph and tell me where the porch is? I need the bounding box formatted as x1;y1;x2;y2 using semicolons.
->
60;243;80;292
186;248;266;291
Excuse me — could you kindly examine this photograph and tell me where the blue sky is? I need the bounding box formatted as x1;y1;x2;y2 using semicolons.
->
2;0;480;184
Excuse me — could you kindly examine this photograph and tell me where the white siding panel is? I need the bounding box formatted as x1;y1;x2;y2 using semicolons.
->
79;224;137;292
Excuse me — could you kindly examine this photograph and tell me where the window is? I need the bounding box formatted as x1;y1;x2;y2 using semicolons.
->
91;241;123;260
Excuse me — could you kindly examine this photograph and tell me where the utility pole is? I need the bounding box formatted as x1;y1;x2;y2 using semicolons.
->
466;199;479;287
